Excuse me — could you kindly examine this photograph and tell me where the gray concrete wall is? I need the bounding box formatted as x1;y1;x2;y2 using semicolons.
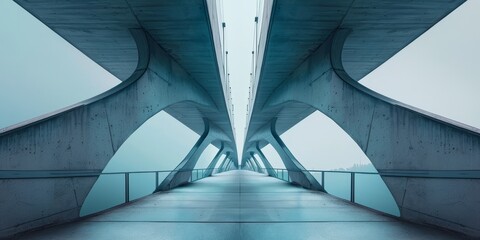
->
262;29;480;236
0;29;216;238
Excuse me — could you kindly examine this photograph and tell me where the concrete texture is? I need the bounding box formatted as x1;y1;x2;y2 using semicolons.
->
12;0;236;143
243;0;479;236
1;1;236;237
16;170;466;240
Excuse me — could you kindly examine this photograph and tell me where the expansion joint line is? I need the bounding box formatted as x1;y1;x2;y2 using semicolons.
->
103;101;116;153
363;100;376;153
125;0;143;28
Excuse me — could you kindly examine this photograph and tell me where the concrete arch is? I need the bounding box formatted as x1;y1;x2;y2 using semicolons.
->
0;28;225;237
261;28;480;235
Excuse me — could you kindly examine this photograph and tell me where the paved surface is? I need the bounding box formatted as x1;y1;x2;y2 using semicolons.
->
18;170;465;239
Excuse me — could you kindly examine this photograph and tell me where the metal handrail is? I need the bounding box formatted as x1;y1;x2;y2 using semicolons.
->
0;168;220;204
0;168;220;180
263;168;480;204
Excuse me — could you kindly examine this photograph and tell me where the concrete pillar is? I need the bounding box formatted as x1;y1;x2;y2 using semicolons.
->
247;119;323;190
157;119;227;191
217;155;229;173
203;144;227;177
247;158;256;172
0;29;216;237
253;144;277;177
225;159;233;171
263;28;480;236
250;153;264;173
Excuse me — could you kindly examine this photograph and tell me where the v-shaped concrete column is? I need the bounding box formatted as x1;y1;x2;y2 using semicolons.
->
0;29;219;236
253;143;277;177
267;119;323;191
157;119;226;191
217;155;230;173
263;28;480;236
203;144;227;177
246;118;323;191
249;158;258;172
249;153;264;173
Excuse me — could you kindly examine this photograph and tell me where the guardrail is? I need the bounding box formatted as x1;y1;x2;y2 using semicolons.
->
263;168;480;204
0;168;220;204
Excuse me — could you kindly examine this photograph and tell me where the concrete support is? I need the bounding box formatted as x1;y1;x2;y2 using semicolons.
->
250;153;264;173
225;159;233;171
0;29;216;237
203;144;227;177
249;119;324;191
264;29;480;236
245;163;251;171
247;158;257;172
217;155;229;173
157;119;227;191
253;144;277;177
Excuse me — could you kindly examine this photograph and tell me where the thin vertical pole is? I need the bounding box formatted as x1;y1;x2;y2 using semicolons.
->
321;171;325;189
350;172;355;203
125;173;130;203
155;171;159;188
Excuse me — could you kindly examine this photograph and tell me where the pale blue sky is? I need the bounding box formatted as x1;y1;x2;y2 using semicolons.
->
1;0;479;172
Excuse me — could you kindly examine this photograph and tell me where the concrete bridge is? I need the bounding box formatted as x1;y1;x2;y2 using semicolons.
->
242;0;479;237
1;0;479;239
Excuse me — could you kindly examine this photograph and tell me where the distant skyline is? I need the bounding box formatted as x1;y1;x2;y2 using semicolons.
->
1;0;479;171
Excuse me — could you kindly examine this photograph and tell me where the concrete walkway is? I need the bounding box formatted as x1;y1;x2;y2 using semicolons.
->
18;170;465;239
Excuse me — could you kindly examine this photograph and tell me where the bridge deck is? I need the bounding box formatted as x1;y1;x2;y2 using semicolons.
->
19;170;463;239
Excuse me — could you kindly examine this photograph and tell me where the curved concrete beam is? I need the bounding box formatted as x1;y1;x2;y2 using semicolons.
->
0;29;221;237
263;28;480;236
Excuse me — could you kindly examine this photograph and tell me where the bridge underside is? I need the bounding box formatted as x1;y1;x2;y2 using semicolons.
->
1;0;237;237
17;171;463;240
243;0;479;237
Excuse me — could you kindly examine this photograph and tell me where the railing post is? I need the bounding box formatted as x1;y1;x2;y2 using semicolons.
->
321;171;325;189
125;173;130;203
350;172;355;203
155;171;159;188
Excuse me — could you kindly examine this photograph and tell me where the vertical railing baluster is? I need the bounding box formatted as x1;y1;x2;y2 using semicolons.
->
321;171;325;189
155;171;159;188
350;172;355;203
125;173;129;203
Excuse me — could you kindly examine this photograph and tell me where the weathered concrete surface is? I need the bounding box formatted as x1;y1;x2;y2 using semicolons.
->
244;0;466;149
0;28;217;238
1;1;237;238
16;171;466;240
12;0;236;143
262;28;480;236
243;0;478;237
